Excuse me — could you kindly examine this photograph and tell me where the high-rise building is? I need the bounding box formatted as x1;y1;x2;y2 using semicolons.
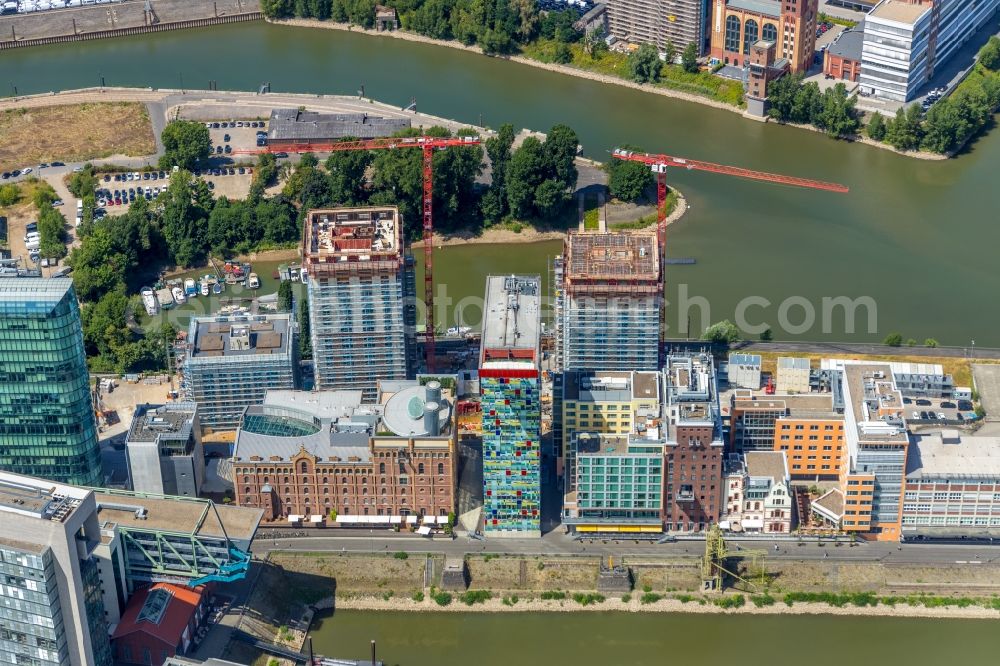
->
557;232;661;372
663;353;724;533
181;313;298;431
125;403;203;496
607;0;710;54
480;275;542;537
0;278;101;486
302;207;415;401
709;0;818;72
559;370;661;481
0;471;113;666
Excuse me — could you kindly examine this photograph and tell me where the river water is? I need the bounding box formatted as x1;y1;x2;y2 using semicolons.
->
311;609;999;666
4;21;1000;343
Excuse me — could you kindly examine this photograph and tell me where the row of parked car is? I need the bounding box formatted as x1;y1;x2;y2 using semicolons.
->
205;120;266;129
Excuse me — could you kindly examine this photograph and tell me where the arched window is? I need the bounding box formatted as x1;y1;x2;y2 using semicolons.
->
300;461;308;474
322;477;328;484
418;463;425;475
343;487;348;494
762;22;777;43
437;463;444;475
243;476;249;484
379;462;386;474
244;487;250;495
724;15;740;53
743;19;759;54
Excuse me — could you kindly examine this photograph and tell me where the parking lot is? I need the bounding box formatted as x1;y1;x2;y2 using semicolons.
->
973;364;1000;422
904;394;977;427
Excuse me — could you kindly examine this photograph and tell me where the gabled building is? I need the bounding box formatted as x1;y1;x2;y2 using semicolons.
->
112;584;206;666
709;0;818;72
722;450;793;534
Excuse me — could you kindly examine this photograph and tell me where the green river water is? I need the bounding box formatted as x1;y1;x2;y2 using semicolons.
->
311;610;999;665
4;22;1000;343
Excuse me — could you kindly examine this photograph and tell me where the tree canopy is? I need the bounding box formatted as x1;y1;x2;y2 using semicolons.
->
628;43;662;84
159;120;211;171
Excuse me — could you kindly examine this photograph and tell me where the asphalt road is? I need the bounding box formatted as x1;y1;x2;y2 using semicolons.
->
726;339;1000;360
252;529;1000;565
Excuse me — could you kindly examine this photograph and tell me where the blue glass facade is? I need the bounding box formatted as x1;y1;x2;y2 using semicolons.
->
0;279;100;486
482;374;541;535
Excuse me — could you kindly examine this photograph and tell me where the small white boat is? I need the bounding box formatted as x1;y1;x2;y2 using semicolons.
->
200;280;210;297
247;272;260;289
172;286;186;304
184;278;197;297
140;287;159;316
212;282;223;295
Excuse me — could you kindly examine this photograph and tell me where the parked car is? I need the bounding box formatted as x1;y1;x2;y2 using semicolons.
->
937;412;946;420
51;161;65;167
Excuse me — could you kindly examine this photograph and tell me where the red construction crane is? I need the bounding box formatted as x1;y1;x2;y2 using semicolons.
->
610;149;849;258
235;135;482;372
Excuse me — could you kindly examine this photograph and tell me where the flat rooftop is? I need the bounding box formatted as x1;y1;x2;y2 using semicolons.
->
727;0;780;18
907;432;1000;479
729;353;761;366
303;207;402;270
869;0;931;25
480;275;541;365
268;108;410;142
189;314;292;360
828;27;864;61
564;231;659;283
0;471;89;523
843;364;908;444
0;277;72;313
574;433;630;456
745;451;787;481
778;357;811;370
128;403;197;443
732;393;836;413
563;370;660;403
94;491;262;542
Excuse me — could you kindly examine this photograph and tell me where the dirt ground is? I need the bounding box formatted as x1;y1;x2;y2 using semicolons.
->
466;555;598;591
754;559;1000;596
96;376;177;441
266;552;430;597
203;172;253;200
0;103;155;171
628;560;702;592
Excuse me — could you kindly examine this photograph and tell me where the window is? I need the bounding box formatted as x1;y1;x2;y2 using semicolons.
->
300;461;308;473
418;463;425;474
725;15;741;52
438;462;444;475
379;462;386;474
762;22;777;43
744;19;759;54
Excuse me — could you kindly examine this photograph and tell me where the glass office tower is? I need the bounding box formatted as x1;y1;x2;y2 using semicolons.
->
0;278;101;486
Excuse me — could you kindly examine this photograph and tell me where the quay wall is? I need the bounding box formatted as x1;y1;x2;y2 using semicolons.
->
0;0;261;49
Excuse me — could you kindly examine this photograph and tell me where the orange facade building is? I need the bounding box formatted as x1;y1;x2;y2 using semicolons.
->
709;0;818;72
773;416;845;480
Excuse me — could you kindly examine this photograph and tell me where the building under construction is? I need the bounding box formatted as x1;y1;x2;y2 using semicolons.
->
606;0;709;54
302;207;416;400
556;231;662;372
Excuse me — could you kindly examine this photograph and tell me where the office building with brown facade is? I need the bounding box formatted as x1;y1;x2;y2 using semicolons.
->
232;380;457;525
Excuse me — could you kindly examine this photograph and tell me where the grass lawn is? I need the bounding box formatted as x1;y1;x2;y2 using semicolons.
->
521;39;744;107
0;102;155;171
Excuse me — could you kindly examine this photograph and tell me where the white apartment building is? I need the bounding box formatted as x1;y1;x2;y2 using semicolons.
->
859;0;933;101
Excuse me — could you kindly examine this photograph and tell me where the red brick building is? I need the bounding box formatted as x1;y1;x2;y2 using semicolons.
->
112;584;204;666
823;28;863;82
710;0;818;72
663;354;725;532
233;381;457;525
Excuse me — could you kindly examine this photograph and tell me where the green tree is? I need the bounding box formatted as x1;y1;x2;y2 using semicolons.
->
906;338;917;347
553;42;572;64
606;157;653;202
978;35;1000;71
924;338;939;348
298;295;312;359
543;124;578;191
882;332;903;347
534;178;568;217
0;183;19;207
759;328;773;342
791;82;823;124
817;83;859;137
766;73;804;121
701;320;741;344
326;141;374;205
67;164;99;199
680;42;698;73
277;280;294;313
37;207;68;259
884;105;923;151
663;40;677;65
159;120;211;171
866;112;887;141
628;43;662;84
505;136;548;219
482;123;516;224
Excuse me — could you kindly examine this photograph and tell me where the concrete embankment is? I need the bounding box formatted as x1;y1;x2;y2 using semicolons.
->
0;0;262;49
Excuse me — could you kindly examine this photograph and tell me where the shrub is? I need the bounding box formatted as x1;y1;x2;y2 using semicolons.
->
459;590;492;606
621;594;632;603
882;332;903;347
751;594;775;608
572;593;605;606
714;594;745;609
433;592;452;606
412;591;425;602
0;184;20;207
393;551;409;560
540;590;566;600
502;595;519;606
640;592;663;605
674;594;695;604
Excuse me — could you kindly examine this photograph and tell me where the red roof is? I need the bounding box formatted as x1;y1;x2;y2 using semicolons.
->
112;583;204;646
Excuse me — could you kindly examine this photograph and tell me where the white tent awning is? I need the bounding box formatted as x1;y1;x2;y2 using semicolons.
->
416;525;432;535
310;515;324;523
288;515;303;522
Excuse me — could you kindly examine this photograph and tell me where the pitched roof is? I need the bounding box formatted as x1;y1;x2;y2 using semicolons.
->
112;583;203;646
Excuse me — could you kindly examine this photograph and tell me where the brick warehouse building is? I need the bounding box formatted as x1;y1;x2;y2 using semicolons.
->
232;380;457;524
709;0;818;72
663;353;725;532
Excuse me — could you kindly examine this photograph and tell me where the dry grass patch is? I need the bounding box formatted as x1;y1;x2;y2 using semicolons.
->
0;103;155;170
755;351;996;389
